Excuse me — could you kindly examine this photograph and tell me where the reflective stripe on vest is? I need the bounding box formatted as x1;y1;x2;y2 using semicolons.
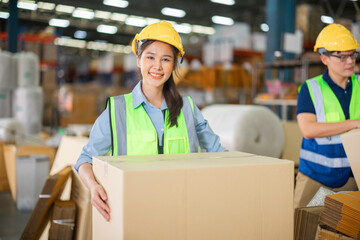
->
107;94;199;156
300;74;360;168
300;149;350;168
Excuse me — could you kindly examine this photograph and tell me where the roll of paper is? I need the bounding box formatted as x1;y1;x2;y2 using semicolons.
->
0;88;12;118
0;118;26;141
13;87;43;135
201;104;284;158
17;52;40;88
0;51;17;90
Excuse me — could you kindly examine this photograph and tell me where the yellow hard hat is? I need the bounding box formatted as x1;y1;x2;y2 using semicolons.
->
131;21;185;58
314;23;360;52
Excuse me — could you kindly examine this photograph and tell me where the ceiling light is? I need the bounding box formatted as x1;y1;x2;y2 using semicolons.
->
18;1;37;11
161;7;186;18
192;25;216;35
95;10;111;19
56;4;75;14
260;23;269;32
321;15;334;24
212;15;234;25
125;16;147;27
174;24;191;34
97;24;118;34
0;11;9;19
55;37;86;48
146;17;160;25
74;30;87;39
111;13;128;21
49;18;70;28
210;0;235;5
1;0;9;3
103;0;129;8
38;2;55;10
72;8;94;19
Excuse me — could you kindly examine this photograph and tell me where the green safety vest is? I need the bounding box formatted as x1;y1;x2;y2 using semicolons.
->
306;74;360;123
106;93;200;156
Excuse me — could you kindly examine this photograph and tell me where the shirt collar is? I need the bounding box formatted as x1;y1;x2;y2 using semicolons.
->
323;69;352;90
131;80;168;110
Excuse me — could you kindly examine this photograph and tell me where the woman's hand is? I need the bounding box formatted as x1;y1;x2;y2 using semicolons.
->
90;182;111;221
78;162;111;221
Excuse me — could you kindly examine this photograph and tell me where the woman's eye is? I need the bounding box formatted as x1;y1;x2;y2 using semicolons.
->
163;58;170;62
147;56;154;60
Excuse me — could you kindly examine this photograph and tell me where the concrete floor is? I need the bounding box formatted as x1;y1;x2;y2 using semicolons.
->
0;191;31;240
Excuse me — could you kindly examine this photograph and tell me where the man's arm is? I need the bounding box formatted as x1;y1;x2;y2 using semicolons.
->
297;112;360;139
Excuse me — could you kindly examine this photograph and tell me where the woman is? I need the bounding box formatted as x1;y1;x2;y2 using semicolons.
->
75;21;226;221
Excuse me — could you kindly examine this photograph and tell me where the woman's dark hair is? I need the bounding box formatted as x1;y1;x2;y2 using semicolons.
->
137;40;183;128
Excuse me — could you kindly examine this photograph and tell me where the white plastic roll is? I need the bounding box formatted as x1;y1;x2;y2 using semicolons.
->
17;52;40;88
13;87;43;135
0;89;12;118
0;51;17;89
0;118;26;141
201;104;284;158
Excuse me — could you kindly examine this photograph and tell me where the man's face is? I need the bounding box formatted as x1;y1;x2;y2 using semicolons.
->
321;50;358;80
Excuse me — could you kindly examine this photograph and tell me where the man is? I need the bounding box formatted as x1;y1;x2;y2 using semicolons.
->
294;23;360;209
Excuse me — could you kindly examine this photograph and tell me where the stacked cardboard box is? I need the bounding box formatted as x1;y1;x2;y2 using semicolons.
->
93;151;294;240
316;225;354;240
319;191;360;239
295;206;324;240
296;4;324;44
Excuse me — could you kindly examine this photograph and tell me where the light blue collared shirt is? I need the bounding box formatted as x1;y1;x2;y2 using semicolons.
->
75;81;226;171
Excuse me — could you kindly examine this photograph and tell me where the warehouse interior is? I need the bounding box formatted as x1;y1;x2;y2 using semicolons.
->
0;0;360;239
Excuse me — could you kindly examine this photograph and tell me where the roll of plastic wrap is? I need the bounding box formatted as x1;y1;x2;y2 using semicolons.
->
0;51;17;89
201;104;284;158
0;118;26;141
17;52;39;87
0;88;12;118
13;87;43;135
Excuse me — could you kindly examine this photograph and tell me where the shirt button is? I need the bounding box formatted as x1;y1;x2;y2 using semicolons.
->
161;128;164;132
345;91;347;94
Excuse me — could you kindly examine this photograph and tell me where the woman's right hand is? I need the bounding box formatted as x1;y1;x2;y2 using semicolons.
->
78;162;111;221
90;182;111;221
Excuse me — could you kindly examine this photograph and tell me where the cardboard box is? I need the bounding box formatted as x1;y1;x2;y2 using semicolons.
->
341;129;360;188
71;168;92;240
3;144;56;201
281;121;302;167
0;141;10;191
294;206;324;240
316;225;354;240
93;151;294;240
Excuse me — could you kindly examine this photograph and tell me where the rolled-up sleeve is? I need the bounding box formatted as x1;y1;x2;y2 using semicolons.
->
74;108;112;172
193;104;227;152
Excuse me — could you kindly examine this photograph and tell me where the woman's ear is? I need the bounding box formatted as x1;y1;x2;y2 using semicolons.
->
137;56;141;68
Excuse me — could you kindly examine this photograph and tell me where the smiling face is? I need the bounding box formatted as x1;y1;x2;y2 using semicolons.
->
137;40;176;90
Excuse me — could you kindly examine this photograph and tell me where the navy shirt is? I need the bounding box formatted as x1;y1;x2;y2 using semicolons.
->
297;69;353;119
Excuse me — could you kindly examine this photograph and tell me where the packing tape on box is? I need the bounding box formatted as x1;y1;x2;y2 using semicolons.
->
201;104;284;158
52;219;75;228
0;118;26;141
